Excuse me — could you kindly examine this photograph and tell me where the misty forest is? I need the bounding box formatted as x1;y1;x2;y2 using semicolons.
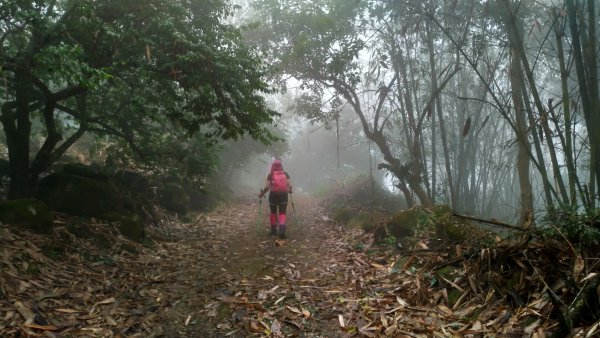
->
2;0;600;336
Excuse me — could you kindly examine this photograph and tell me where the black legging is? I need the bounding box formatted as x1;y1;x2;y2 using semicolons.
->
269;191;288;213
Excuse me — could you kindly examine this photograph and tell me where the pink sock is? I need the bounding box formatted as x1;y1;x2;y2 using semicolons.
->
270;213;277;225
279;213;286;225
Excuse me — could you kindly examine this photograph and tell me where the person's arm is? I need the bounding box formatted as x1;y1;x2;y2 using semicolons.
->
259;177;270;198
287;178;293;193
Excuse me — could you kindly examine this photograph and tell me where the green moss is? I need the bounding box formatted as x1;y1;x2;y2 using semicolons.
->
430;205;491;242
0;199;53;233
388;208;424;239
436;266;458;280
431;205;453;217
118;213;145;242
447;288;463;307
36;172;124;217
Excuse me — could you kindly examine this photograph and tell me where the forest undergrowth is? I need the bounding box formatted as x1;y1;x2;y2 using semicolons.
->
1;193;599;337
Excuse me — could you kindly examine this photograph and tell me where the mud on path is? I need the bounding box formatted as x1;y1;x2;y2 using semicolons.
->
153;195;358;337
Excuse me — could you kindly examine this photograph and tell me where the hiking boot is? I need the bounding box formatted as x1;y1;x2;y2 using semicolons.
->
278;224;286;239
270;225;277;236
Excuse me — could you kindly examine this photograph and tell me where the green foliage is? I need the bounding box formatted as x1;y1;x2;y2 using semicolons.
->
540;207;600;250
250;0;365;110
383;235;396;246
0;0;279;198
388;208;424;238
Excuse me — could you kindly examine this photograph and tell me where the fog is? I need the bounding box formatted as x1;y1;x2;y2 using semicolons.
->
224;99;385;197
222;0;600;225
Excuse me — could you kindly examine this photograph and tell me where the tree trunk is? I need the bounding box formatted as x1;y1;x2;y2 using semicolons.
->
541;98;569;204
553;8;579;205
503;0;533;227
395;47;432;207
512;57;534;227
567;0;600;207
5;62;34;199
503;0;568;210
397;182;415;208
585;0;600;203
523;86;555;210
426;19;455;208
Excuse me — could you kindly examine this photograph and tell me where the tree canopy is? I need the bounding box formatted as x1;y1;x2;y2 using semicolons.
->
249;0;600;223
0;0;279;198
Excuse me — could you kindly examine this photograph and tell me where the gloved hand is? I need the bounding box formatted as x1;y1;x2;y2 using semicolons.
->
259;188;267;198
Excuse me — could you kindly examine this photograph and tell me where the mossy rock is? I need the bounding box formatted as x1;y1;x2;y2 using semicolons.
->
387;207;423;239
431;205;453;217
60;163;109;182
0;199;53;233
431;205;489;241
36;171;124;217
348;210;387;232
117;213;145;242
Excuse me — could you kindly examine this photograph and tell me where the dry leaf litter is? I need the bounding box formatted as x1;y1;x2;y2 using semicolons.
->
1;196;599;337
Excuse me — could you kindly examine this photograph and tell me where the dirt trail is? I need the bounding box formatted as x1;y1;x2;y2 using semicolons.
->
152;195;356;337
2;195;558;337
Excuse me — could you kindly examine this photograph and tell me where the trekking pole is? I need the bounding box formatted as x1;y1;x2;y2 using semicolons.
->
256;197;263;234
289;193;299;232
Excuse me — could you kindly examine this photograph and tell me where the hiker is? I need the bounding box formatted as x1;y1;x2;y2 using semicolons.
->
259;159;292;238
